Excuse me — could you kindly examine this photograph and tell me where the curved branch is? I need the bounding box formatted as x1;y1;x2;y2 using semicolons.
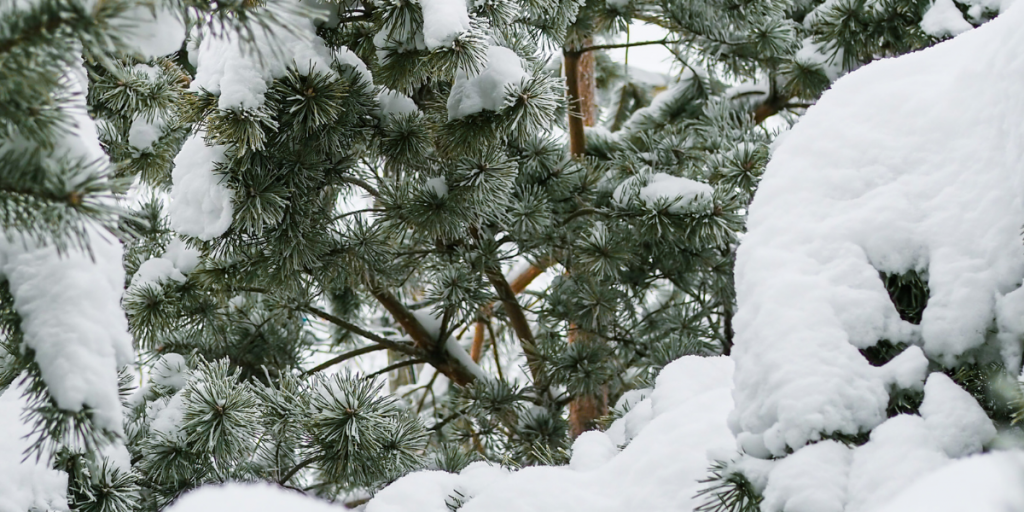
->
279;455;318;485
303;344;389;375
338;175;380;198
365;358;427;379
300;305;419;357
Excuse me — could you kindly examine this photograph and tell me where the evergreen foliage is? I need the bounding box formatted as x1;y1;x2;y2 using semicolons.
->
0;0;992;509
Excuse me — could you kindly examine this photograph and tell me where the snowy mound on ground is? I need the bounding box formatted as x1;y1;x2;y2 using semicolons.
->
366;356;735;512
730;3;1024;512
165;482;343;512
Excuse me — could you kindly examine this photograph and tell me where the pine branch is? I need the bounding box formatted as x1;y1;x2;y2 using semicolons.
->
279;455;318;485
303;344;390;375
472;263;549;361
338;175;380;198
365;274;479;385
365;358;427;379
559;207;612;227
574;38;678;54
484;266;543;382
300;305;419;357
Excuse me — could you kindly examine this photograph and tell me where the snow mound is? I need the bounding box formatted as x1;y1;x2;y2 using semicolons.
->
166;482;344;512
447;46;527;121
167;132;234;240
921;0;973;37
731;1;1024;457
872;451;1024;512
367;356;735;512
0;382;69;512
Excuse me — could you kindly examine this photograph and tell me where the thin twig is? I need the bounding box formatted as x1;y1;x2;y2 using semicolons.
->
303;344;389;375
279;455;318;485
365;358;427;379
574;38;678;54
301;305;419;357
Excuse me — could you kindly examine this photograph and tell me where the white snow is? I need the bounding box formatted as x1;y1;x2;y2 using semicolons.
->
0;230;133;436
166;482;346;512
127;114;166;153
639;174;713;213
918;372;996;457
447;46;527;121
872;451;1024;512
879;345;929;390
112;2;187;60
795;38;845;81
419;0;472;50
162;238;201;274
152;353;189;391
148;391;186;442
762;440;851;512
0;382;69;512
424;177;449;197
921;0;974;37
731;0;1024;461
367;356;736;512
377;89;419;120
188;3;366;110
130;239;201;290
568;431;619;471
613;173;713;213
130;256;186;289
167;132;234;240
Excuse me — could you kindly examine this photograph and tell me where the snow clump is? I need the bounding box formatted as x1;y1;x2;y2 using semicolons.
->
447;46;528;121
167;132;234;240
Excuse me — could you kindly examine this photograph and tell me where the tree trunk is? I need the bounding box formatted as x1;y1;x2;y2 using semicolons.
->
565;44;608;437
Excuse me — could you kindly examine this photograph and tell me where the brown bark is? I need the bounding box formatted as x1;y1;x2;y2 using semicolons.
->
566;327;609;438
564;50;587;157
564;46;606;432
470;264;548;361
578;49;599;126
569;389;609;438
366;279;476;386
484;266;545;382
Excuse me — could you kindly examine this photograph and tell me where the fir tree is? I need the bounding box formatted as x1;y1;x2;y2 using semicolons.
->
0;0;988;508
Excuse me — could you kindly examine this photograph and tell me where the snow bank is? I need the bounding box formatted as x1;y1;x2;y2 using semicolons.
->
732;0;1024;457
873;451;1024;512
167;132;234;240
0;382;69;512
447;46;527;120
368;356;735;512
166;482;344;512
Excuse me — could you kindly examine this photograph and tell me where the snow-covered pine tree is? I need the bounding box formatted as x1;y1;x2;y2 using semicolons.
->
0;0;994;508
